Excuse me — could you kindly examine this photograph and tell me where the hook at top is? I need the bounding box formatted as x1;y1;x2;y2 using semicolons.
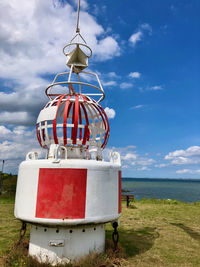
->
76;0;80;33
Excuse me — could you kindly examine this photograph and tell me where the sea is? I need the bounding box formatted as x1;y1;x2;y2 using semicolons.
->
122;178;200;203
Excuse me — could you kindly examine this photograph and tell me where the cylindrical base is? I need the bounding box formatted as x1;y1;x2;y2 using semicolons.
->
29;224;105;265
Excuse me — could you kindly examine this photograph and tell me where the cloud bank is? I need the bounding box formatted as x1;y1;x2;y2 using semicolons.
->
0;0;120;126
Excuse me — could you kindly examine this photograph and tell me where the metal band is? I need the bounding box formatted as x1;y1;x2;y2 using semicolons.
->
79;101;82;140
53;95;67;144
45;81;104;101
89;100;109;148
63;95;71;146
36;124;42;147
98;104;110;149
72;95;79;144
81;101;89;145
92;97;110;148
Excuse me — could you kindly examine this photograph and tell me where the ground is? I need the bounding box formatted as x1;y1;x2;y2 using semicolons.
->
1;175;200;266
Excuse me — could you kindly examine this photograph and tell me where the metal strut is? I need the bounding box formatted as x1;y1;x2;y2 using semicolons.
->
112;221;119;251
17;221;27;245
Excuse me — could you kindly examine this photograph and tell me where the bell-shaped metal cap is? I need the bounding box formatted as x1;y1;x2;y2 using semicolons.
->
66;44;88;72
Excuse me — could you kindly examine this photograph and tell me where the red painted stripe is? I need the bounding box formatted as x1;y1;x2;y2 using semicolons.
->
63;95;71;145
71;95;79;145
36;124;42;147
71;102;75;141
79;102;82;140
118;170;122;214
36;168;87;219
104;132;110;147
82;96;91;146
81;102;89;145
53;94;67;144
42;121;45;142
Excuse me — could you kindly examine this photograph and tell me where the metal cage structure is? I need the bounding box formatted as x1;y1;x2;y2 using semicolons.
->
36;94;110;151
45;69;105;103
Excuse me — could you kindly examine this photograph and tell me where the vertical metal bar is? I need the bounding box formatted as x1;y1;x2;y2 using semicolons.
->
76;0;80;33
77;73;82;93
68;65;73;83
68;65;74;94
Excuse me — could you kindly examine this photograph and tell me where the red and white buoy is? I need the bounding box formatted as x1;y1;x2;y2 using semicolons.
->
14;1;121;265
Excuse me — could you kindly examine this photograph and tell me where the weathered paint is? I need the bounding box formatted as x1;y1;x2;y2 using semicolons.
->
36;168;87;219
29;224;105;264
15;159;121;225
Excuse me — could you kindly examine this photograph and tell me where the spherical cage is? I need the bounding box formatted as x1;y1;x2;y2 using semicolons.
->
36;94;110;150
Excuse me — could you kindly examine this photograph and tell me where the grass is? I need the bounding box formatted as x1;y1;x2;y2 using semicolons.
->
1;174;200;266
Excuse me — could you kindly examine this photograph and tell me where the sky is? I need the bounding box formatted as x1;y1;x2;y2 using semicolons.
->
0;0;200;178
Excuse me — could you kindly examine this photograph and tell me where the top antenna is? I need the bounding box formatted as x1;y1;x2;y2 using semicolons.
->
76;0;80;33
46;0;105;103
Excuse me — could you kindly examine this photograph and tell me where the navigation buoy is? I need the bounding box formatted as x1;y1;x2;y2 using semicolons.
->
14;0;121;265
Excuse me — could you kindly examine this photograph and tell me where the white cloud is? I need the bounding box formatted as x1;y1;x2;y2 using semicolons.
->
0;111;35;126
164;146;200;169
130;105;144;110
94;36;120;61
102;145;156;173
176;169;200;174
122;165;129;169
0;126;12;138
121;153;137;161
139;85;164;92
149;85;163;91
155;163;169;168
0;0;120;126
107;72;118;78
129;72;141;79
104;107;116;119
176;169;194;174
138;166;151;171
165;146;200;159
141;23;152;34
129;31;143;46
0;126;43;173
129;23;152;46
171;157;200;165
77;0;88;10
103;81;117;87
134;158;155;166
120;82;133;89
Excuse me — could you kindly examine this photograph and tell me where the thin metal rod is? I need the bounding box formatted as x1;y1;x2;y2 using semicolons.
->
76;0;80;33
77;73;82;93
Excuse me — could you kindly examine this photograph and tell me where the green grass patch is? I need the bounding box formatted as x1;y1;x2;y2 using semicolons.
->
2;199;200;266
1;175;200;266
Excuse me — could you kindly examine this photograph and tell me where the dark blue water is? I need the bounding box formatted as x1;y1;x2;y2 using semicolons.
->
122;178;200;203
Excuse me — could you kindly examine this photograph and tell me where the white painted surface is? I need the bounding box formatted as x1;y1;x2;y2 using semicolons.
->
14;159;121;225
37;106;57;123
29;224;105;264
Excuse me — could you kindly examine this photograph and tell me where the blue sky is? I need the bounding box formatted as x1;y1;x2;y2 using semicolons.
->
0;0;200;178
